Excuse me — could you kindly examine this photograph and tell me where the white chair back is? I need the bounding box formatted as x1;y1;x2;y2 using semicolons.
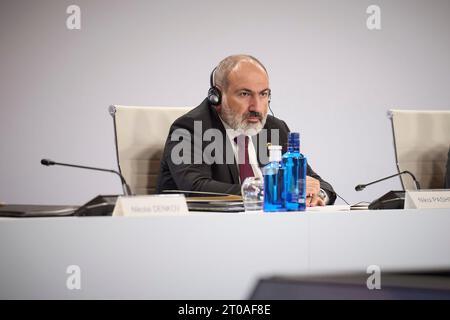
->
389;109;450;190
110;105;192;194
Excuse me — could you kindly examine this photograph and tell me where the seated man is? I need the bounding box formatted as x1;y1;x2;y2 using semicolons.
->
157;55;336;206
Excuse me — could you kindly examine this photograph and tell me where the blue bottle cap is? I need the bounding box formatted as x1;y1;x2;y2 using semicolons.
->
288;132;300;149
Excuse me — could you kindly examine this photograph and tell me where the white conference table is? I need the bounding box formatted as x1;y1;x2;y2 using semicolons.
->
1;206;450;299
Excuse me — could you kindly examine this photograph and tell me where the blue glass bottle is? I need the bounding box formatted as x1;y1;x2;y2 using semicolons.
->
263;145;286;212
283;132;307;211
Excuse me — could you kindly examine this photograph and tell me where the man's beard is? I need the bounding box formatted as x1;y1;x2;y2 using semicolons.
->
220;105;267;136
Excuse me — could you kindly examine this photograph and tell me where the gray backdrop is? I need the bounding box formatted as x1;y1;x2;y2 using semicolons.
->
1;0;449;206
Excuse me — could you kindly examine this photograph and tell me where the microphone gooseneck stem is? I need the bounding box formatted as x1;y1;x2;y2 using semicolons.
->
122;182;132;197
43;160;132;196
405;170;421;190
50;161;115;174
356;170;421;192
361;172;404;189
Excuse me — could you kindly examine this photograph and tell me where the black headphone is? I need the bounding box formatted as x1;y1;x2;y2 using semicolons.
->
207;67;221;106
207;66;274;115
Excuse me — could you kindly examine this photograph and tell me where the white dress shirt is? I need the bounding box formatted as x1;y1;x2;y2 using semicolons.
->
219;118;263;183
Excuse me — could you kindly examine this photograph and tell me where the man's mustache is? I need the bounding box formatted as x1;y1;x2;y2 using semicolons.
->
243;111;263;121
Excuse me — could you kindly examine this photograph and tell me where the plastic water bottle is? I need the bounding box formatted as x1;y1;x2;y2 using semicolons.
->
263;145;286;212
283;132;307;211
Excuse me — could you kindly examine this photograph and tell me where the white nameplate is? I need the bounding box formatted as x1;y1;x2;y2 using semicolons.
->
404;190;450;209
112;194;189;217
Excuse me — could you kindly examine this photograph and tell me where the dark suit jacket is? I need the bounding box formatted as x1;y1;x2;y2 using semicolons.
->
157;98;336;204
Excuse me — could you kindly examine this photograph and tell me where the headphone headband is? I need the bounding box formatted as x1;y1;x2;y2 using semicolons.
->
210;67;217;88
207;65;273;110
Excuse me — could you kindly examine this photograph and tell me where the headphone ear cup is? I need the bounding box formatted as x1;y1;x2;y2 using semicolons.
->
208;86;221;106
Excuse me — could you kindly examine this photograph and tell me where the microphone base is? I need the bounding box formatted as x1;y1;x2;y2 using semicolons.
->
368;190;405;210
74;195;118;216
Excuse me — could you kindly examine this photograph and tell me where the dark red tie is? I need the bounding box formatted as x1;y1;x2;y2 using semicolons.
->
234;135;254;183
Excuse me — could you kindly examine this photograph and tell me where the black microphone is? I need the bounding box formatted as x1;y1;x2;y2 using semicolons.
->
40;158;132;196
355;170;421;191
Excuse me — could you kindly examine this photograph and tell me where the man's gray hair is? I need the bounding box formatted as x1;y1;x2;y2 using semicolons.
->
213;54;268;91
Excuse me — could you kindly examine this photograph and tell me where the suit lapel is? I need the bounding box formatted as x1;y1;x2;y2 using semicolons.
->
226;143;240;184
209;106;240;185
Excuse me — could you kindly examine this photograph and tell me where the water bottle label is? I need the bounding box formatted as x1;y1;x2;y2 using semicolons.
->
298;178;306;204
298;178;306;188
